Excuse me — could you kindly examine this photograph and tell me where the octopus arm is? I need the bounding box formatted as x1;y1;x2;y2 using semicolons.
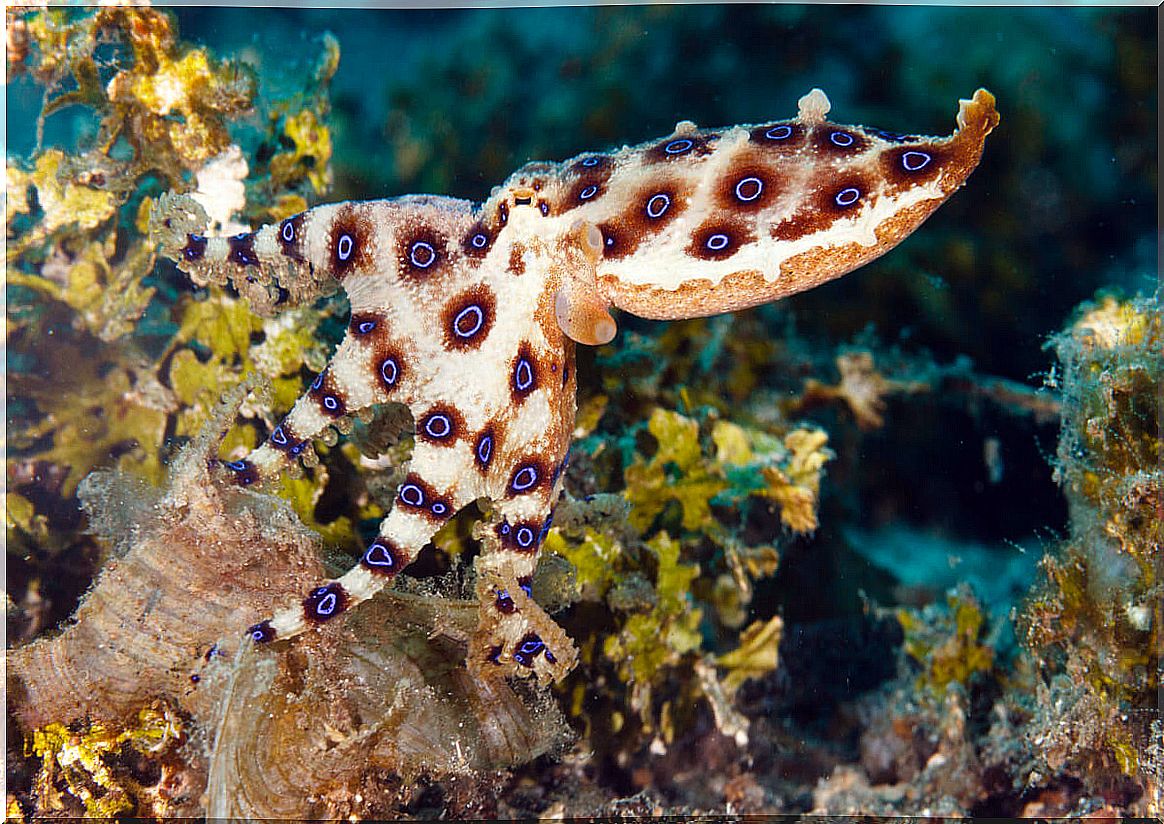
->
592;89;1000;321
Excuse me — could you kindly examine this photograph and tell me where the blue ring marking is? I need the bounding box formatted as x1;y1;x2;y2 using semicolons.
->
495;589;516;613
580;156;601;167
499;521;511;535
664;138;694;155
515;526;536;548
289;441;306;457
453;305;484;338
409;241;436;268
271;426;288;446
311;587;339;617
645;193;670;219
470;232;489;249
322;395;340;412
380;358;399;386
835;187;861;207
430;501;448;516
539;201;550;216
579;184;599;201
477;435;493;466
356;319;376;335
734;176;763;202
764;124;793;141
336;234;354;261
829;131;855;147
281;221;295;243
399;483;425;507
226;460;248;471
511;465;539;492
514;359;533;392
706;233;731;251
902;150;932;171
545;648;557;664
424;414;451;438
311;372;325;391
519;580;533;598
362;541;398;571
247;620;275;643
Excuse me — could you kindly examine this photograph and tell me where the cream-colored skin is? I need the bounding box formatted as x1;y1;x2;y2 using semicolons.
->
154;88;998;684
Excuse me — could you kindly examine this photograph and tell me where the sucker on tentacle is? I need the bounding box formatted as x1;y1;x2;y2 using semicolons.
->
152;87;998;684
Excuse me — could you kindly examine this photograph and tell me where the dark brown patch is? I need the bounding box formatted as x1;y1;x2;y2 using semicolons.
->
462;221;495;260
512;632;548;667
397;223;449;280
441;285;496;351
597;221;635;260
812;126;873;156
182;233;207;262
277;213;306;261
308;368;347;418
644;133;716;164
560;157;616;214
687;218;756;261
473;424;498;473
510;342;539;402
748;121;806;150
494;588;516;614
496;519;543;553
417;403;465;446
771;173;874;241
569;155;613;175
506;456;550;497
371;340;408;395
220;458;260;487
247;620;276;643
267;420;309;459
508;242;526;276
881;143;948;188
395;473;453;521
329;205;375;280
349;311;384;338
360;538;407;577
715;155;785;212
227;233;259;267
302;582;348;623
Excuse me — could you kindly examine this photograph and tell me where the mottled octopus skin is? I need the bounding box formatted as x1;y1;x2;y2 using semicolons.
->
156;88;999;685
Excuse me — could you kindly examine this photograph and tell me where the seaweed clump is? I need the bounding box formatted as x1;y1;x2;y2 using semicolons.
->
1019;294;1161;806
6;6;352;645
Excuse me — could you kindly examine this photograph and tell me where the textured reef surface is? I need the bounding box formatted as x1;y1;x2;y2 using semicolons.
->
5;5;1157;820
